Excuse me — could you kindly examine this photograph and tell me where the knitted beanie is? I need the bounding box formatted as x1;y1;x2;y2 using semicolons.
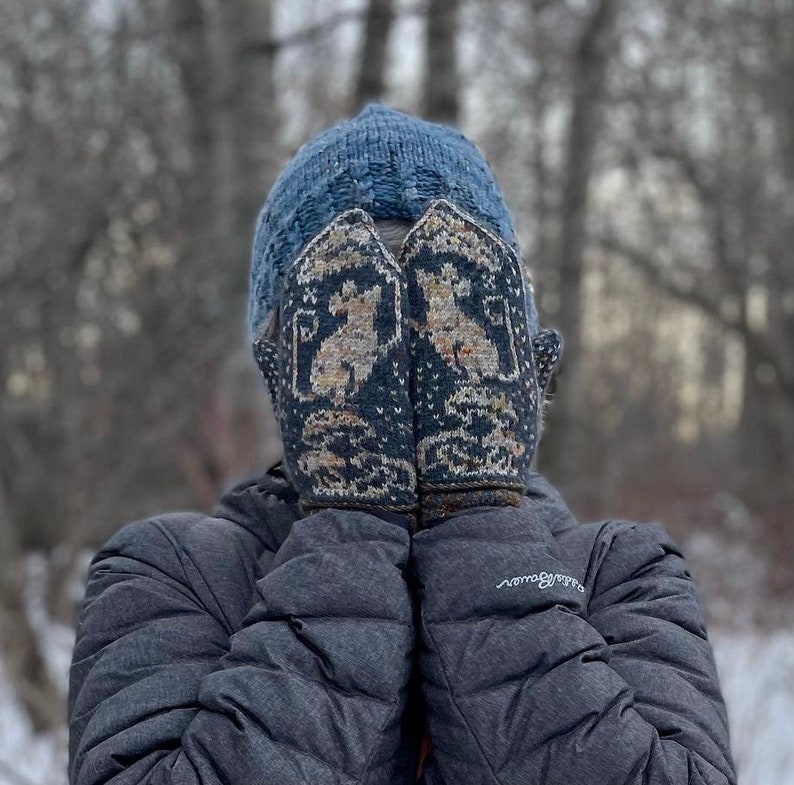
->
247;104;539;338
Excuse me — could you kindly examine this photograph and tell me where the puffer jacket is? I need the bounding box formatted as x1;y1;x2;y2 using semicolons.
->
68;464;736;785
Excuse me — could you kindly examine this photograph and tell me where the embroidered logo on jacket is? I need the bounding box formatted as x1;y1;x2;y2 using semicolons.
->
496;571;586;592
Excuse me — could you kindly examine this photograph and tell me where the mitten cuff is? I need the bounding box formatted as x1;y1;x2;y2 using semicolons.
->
420;487;524;528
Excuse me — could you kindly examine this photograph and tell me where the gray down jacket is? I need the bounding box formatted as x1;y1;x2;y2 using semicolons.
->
68;464;736;785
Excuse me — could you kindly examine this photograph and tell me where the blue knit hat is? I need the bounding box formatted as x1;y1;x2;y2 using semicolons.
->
248;104;539;338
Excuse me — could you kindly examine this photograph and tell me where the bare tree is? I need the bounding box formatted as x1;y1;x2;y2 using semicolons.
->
0;473;60;732
601;1;794;475
222;0;279;263
352;0;394;112
543;0;622;505
423;0;459;123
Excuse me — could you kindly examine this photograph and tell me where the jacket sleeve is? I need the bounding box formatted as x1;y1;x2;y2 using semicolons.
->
411;500;736;785
68;508;417;785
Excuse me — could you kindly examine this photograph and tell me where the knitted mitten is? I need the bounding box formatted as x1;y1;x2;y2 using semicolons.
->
253;209;418;520
400;199;562;525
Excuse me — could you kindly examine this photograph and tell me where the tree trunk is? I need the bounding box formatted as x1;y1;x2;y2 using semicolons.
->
166;0;216;322
542;0;621;509
738;337;794;480
0;471;61;733
352;0;394;113
224;0;279;273
423;0;459;124
168;0;214;157
182;0;281;490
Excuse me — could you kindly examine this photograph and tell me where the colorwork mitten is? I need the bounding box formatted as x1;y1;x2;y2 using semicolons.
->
400;199;562;525
253;209;418;519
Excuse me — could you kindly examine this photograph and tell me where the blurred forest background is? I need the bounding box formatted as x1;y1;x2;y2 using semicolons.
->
0;0;793;783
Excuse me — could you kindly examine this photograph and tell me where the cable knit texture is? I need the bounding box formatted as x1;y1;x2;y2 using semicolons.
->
248;104;539;338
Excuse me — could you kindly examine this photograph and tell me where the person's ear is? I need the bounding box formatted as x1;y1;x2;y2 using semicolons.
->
531;328;563;401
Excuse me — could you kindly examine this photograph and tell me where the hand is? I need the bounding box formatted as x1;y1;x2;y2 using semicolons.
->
254;209;418;520
400;199;562;525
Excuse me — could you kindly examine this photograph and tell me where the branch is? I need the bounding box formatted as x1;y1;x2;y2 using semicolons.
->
647;144;745;291
596;236;727;323
649;142;716;204
243;3;425;58
597;236;794;401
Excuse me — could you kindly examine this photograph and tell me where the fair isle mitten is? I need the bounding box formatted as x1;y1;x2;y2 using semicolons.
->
253;209;418;520
400;199;562;525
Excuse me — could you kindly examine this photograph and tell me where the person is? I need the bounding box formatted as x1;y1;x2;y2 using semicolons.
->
67;105;736;785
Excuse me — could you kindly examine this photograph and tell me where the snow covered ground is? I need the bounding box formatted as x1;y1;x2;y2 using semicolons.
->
0;670;67;785
0;561;792;784
713;629;794;785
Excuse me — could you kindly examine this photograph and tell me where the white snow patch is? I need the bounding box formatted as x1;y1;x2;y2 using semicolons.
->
712;629;794;785
0;658;67;785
